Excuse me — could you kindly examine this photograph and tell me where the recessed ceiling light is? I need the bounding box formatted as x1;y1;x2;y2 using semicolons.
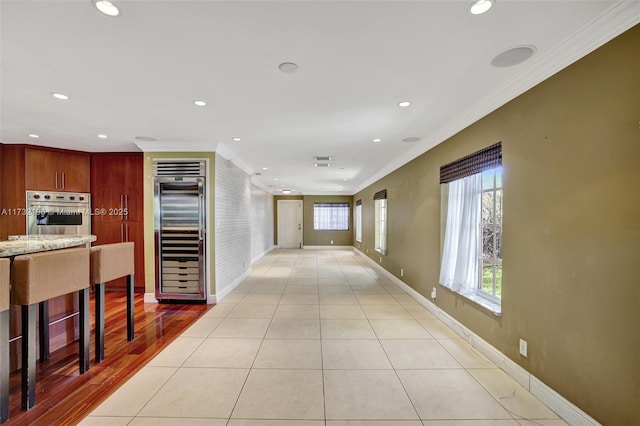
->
92;0;121;17
193;100;206;107
28;134;40;138
51;92;69;100
491;45;537;67
282;189;292;194
402;137;421;143
343;179;348;181
398;101;411;107
262;167;268;170
232;137;241;142
98;134;108;139
315;163;330;168
279;62;299;74
469;0;494;15
134;136;157;142
274;178;279;181
372;138;382;143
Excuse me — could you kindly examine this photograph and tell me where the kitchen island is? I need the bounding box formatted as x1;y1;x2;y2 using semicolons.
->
0;235;96;373
0;235;96;258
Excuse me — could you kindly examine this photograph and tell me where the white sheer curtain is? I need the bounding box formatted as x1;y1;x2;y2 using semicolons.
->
439;173;482;294
314;203;350;230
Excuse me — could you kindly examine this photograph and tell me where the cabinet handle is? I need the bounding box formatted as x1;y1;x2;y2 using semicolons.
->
55;172;58;189
62;172;65;189
120;223;124;242
125;223;129;242
120;194;124;220
124;194;128;219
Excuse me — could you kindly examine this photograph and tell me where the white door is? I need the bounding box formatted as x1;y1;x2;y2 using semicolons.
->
277;200;303;248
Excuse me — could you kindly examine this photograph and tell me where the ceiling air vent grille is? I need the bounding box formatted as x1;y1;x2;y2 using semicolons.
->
154;160;206;176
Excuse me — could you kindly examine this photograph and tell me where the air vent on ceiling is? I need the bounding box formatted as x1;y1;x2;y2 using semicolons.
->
154;160;206;176
314;156;332;161
315;163;330;168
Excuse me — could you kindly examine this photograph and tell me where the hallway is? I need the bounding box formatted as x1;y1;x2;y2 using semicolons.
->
81;249;565;425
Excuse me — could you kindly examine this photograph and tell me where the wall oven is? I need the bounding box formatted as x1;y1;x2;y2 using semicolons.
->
26;191;91;236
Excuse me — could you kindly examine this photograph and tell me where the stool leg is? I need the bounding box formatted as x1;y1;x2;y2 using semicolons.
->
38;301;49;362
0;310;9;422
95;283;105;362
21;304;36;410
126;274;134;341
79;289;90;374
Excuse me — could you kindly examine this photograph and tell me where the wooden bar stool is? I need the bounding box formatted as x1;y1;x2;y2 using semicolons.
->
0;259;10;423
90;242;135;362
11;247;90;410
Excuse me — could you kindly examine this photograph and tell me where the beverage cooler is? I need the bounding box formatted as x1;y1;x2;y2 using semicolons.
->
153;161;206;301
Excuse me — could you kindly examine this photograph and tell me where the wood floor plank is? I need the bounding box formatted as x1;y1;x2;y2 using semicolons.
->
3;291;210;425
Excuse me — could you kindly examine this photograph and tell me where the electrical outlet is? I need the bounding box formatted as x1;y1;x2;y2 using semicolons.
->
519;338;528;357
400;268;404;277
379;257;382;263
431;287;437;299
366;248;369;253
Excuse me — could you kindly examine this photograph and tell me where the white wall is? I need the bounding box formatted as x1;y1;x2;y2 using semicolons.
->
214;154;251;294
250;183;274;261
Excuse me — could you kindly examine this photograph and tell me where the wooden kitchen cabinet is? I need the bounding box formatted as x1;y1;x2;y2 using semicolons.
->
0;144;90;371
91;153;145;290
25;147;90;192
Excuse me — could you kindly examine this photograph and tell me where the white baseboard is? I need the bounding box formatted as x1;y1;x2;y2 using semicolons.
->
303;245;352;250
143;293;157;303
355;248;600;426
252;245;276;264
213;268;252;303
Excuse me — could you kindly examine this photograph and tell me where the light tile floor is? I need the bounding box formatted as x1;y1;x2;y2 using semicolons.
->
81;249;567;426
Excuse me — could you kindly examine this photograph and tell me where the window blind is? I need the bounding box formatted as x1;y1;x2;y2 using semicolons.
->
373;189;387;200
440;142;502;184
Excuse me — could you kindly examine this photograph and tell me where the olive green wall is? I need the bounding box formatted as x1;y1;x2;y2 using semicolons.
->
303;195;354;246
353;26;639;425
143;152;216;296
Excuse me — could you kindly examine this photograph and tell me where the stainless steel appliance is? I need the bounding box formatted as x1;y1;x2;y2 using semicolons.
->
26;191;91;236
153;161;206;301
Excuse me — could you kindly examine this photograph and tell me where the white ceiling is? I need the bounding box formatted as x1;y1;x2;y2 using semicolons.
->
1;0;638;194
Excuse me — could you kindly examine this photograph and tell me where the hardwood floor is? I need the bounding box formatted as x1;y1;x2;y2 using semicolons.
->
4;291;211;425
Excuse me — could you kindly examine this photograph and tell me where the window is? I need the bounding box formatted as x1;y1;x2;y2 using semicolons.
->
313;202;350;231
355;200;362;242
374;190;387;254
439;143;502;311
480;167;502;302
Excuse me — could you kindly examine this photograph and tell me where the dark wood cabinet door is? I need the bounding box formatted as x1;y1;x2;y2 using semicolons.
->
58;151;90;192
90;153;145;290
91;155;125;223
25;148;59;190
91;220;124;245
123;155;143;222
25;148;90;192
125;221;145;290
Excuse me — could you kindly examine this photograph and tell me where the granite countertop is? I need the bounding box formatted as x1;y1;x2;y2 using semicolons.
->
0;235;96;258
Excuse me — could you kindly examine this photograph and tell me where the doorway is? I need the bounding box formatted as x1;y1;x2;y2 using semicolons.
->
277;200;303;248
